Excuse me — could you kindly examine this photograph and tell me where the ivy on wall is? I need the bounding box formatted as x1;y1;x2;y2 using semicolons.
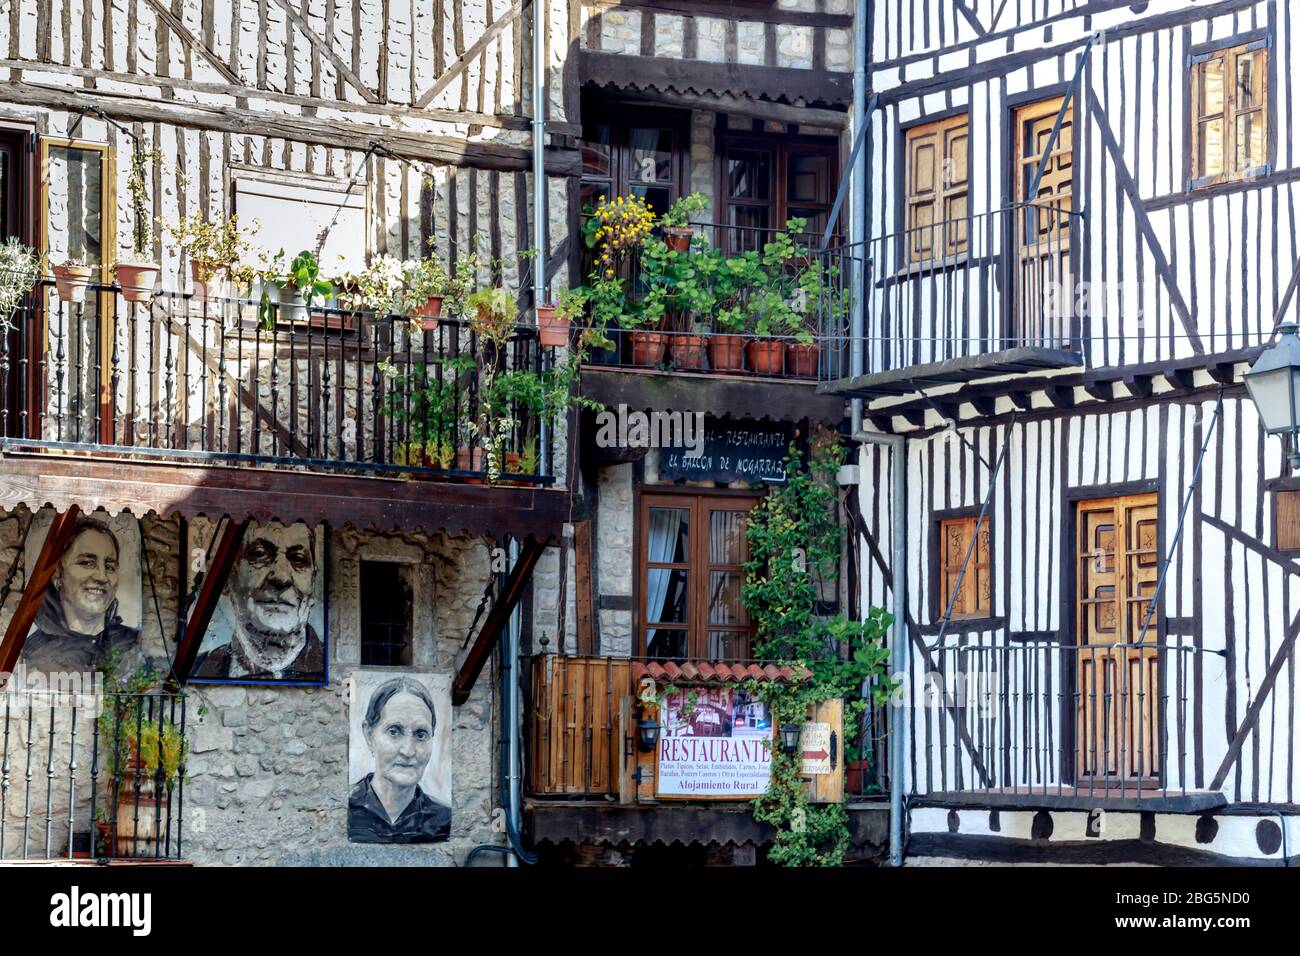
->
742;427;893;866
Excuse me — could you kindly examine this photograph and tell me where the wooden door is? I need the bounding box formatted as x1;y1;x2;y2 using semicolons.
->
1014;98;1073;349
1075;493;1160;787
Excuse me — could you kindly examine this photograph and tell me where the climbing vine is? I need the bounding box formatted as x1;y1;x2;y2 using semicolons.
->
742;427;894;866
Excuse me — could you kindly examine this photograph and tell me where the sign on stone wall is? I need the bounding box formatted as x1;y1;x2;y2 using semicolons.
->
658;419;793;484
348;671;453;844
187;519;328;685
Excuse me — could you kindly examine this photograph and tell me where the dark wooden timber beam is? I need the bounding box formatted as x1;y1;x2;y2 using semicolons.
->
170;519;248;687
453;535;546;705
1207;362;1238;385
1009;391;1034;411
415;0;527;108
573;521;596;657
1163;368;1196;391
1083;380;1113;402
970;395;998;417
1123;374;1154;398
1045;385;1075;409
0;505;81;676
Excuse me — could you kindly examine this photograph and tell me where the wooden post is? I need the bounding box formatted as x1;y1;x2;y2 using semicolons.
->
452;535;546;705
0;505;82;675
168;518;247;687
573;519;596;656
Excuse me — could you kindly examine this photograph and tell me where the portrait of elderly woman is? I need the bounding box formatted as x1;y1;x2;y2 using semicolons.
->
348;674;452;844
20;513;142;675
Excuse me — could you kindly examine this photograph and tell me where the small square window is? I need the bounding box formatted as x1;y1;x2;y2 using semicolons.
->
360;561;414;667
1190;38;1271;188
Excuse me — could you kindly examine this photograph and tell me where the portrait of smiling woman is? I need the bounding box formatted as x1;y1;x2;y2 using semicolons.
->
348;673;452;844
20;512;142;675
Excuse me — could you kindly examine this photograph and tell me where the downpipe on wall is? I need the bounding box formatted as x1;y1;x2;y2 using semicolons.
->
533;0;551;479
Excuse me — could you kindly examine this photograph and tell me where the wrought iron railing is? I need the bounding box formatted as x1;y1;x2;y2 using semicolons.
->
916;640;1209;803
0;689;187;861
856;201;1083;374
0;278;554;484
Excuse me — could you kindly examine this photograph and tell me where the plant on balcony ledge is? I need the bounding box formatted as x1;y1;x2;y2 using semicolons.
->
660;190;709;252
114;146;162;304
258;249;333;330
402;254;449;330
380;353;476;472
0;237;41;332
51;258;94;304
169;213;257;300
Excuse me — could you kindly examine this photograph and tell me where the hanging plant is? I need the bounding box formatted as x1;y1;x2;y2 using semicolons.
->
0;238;42;332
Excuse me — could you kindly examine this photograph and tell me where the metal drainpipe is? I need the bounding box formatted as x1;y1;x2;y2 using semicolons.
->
505;536;523;867
846;0;908;866
532;0;551;478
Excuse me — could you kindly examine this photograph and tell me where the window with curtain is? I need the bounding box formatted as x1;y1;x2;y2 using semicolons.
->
717;133;838;252
638;491;760;660
1190;36;1271;188
580;103;688;220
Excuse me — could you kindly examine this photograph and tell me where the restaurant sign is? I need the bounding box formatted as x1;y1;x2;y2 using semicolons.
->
656;686;773;798
659;418;793;484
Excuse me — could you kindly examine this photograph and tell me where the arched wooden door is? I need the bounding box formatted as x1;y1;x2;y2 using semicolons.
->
1075;493;1160;787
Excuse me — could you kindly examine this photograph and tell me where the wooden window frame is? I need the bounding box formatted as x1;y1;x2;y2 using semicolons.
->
580;101;690;218
38;137;116;445
715;129;840;247
359;559;415;668
1272;486;1300;555
931;508;993;622
634;486;763;661
1187;33;1275;190
901;112;970;265
0;125;38;438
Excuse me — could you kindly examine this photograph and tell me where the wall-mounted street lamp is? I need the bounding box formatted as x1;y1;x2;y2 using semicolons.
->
636;715;661;753
778;723;802;756
1245;322;1300;469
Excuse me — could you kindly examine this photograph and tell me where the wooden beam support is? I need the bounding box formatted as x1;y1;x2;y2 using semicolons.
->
1008;391;1034;411
1046;385;1075;409
1083;380;1113;402
140;0;242;86
1207;362;1237;385
901;408;928;428
970;395;998;417
453;535;547;705
573;521;596;657
169;518;248;687
0;505;81;676
271;0;381;104
1163;368;1196;391
1123;374;1154;398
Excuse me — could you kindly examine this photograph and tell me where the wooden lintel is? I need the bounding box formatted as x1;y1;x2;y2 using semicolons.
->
170;519;248;687
0;505;82;676
453;535;547;705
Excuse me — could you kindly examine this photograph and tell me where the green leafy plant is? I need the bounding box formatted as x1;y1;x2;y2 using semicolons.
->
0;238;42;334
124;147;162;259
660;191;709;230
741;428;895;866
168;213;256;280
379;353;476;469
465;287;518;348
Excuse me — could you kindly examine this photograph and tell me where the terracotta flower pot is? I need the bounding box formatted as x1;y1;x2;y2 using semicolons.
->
746;339;785;376
707;334;746;372
115;262;160;303
629;330;668;367
189;259;229;301
663;227;694;253
785;341;820;378
536;305;571;348
844;759;872;796
414;294;443;331
52;263;93;304
671;333;708;370
456;445;486;483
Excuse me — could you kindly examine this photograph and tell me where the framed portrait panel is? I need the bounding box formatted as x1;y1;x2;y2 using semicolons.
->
185;518;328;686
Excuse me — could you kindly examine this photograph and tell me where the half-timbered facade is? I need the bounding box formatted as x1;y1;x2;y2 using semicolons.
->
827;0;1300;865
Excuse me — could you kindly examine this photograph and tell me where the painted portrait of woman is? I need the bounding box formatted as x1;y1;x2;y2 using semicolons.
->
20;516;140;675
348;675;452;844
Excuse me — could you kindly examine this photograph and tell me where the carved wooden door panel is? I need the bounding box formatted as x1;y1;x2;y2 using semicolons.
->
1014;97;1073;349
1075;493;1159;787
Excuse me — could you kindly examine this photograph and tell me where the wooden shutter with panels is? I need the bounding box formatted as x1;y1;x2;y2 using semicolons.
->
904;114;969;263
938;515;991;620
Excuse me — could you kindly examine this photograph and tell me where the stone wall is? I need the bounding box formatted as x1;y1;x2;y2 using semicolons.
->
0;509;510;866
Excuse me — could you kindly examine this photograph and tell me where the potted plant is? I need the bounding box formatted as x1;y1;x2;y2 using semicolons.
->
51;259;94;303
403;255;448;330
0;237;41;332
379;354;473;473
582;194;660;366
745;222;808;375
114;146;162;303
169;213;256;300
660;191;709;253
537;284;585;349
261;249;332;329
465;287;518;369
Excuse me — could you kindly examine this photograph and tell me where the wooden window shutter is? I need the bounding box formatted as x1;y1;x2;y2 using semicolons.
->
904;114;969;262
1190;37;1271;188
1276;490;1300;553
938;515;991;620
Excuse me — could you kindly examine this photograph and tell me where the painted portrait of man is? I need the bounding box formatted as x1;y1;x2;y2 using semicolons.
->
190;520;326;683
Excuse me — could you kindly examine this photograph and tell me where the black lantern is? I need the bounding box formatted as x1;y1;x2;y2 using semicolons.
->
636;715;661;753
778;723;802;755
1245;322;1300;469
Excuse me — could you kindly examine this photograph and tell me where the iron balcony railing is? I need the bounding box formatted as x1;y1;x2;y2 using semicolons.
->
0;278;555;484
857;201;1083;374
0;689;187;861
916;640;1209;803
579;220;856;381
